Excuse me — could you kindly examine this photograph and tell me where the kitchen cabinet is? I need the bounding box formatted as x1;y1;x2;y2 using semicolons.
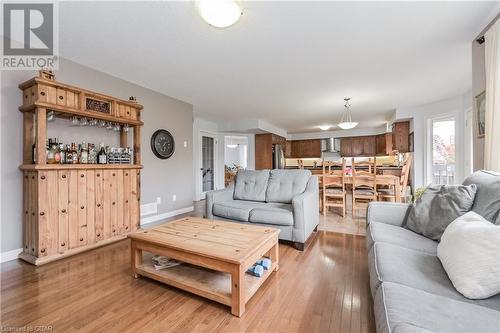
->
340;137;352;157
287;139;321;158
341;135;376;157
376;133;393;155
392;121;409;153
255;133;287;169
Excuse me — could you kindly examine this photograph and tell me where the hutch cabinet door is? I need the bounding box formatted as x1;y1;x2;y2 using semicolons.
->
68;170;79;249
38;170;58;256
123;171;131;233
77;171;88;247
103;170;113;238
115;170;124;235
86;170;96;244
95;171;105;242
58;170;69;253
130;171;140;231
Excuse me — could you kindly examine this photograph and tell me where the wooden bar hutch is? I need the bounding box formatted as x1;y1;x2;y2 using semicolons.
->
18;71;144;265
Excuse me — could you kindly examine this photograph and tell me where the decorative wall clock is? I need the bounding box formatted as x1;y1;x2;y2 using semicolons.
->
151;129;175;159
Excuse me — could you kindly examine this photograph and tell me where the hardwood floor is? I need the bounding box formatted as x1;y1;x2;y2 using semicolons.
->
318;193;368;237
1;203;375;333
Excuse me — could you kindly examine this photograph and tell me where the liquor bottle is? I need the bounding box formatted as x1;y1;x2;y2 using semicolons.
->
71;143;78;164
54;139;61;164
80;142;88;164
59;143;66;164
66;144;73;164
88;143;97;164
47;140;57;164
98;143;107;164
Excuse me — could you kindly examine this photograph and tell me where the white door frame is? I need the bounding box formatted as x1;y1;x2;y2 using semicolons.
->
197;130;218;200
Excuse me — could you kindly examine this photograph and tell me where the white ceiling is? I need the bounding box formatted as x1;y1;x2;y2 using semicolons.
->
59;1;499;133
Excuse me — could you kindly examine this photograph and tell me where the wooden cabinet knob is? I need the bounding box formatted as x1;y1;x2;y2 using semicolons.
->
112;202;116;205
80;174;84;178
125;226;129;230
32;92;35;96
25;175;28;179
40;212;45;216
40;91;46;96
80;205;85;209
125;173;128;176
40;175;45;180
61;242;66;246
125;200;129;203
80;237;84;242
25;210;28;214
62;174;66;179
97;233;101;237
40;248;46;253
112;173;116;176
32;176;35;179
97;173;100;177
61;209;66;213
112;229;116;233
97;203;101;207
25;94;28;98
59;95;64;100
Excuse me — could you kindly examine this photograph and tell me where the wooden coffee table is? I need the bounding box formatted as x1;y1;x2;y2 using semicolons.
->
128;217;280;317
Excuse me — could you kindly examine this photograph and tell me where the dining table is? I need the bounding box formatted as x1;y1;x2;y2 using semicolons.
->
316;174;402;202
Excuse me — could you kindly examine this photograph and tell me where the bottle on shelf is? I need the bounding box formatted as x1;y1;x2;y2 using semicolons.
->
88;143;97;164
80;142;88;164
59;143;66;164
71;143;78;164
66;144;73;164
98;143;107;164
47;138;58;164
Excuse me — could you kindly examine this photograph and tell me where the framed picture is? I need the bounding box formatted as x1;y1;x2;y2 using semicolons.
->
408;132;414;152
475;91;486;138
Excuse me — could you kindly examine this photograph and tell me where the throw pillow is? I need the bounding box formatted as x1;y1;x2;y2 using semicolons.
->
437;211;500;299
405;184;477;241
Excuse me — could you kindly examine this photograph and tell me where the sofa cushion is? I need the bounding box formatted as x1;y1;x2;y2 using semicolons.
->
463;170;500;224
366;222;437;255
233;170;270;202
438;211;500;300
368;242;500;311
405;184;477;241
212;200;262;222
375;282;500;333
265;169;311;203
249;203;293;226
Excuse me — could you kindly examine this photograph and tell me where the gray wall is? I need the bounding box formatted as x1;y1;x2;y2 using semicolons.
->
472;14;500;171
1;58;194;253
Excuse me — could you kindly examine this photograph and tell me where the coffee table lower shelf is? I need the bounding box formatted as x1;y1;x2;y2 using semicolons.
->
136;261;277;308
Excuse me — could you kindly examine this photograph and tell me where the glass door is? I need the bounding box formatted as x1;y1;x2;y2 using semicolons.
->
201;133;216;194
431;117;456;185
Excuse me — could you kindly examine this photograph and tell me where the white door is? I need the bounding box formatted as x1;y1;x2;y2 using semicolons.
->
199;131;217;199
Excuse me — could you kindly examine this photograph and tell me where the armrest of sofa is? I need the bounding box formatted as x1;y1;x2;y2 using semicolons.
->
367;202;411;227
292;176;319;243
205;184;234;219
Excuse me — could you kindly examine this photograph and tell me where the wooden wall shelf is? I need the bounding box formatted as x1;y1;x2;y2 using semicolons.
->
19;72;144;265
20;164;143;171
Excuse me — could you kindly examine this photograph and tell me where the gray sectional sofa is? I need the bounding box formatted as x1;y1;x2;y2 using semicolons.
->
366;170;500;333
206;169;319;250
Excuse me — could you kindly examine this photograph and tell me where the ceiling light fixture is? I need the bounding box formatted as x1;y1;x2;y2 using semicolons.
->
319;125;331;131
197;0;242;28
337;97;358;130
226;136;238;148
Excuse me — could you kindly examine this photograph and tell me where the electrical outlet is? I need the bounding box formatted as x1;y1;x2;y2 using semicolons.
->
172;194;177;202
156;197;161;204
183;141;188;148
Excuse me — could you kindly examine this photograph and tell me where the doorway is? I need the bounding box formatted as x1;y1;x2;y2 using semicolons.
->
199;131;217;198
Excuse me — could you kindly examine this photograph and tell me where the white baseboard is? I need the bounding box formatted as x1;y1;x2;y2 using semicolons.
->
140;206;194;226
0;248;22;263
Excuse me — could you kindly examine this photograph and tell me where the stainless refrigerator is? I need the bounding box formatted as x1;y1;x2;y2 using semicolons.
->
272;144;285;169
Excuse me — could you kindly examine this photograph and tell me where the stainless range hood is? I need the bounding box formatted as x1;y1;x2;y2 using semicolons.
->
322;138;340;152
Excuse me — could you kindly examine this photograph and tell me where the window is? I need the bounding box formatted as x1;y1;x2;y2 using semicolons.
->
431;118;455;185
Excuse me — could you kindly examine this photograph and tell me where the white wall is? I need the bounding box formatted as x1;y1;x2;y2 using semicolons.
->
396;92;472;189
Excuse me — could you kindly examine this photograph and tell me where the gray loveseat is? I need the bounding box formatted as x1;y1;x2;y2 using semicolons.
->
366;170;500;333
206;169;319;250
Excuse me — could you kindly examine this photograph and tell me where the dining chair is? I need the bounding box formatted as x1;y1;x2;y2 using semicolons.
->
379;153;413;203
297;159;304;169
352;173;377;218
322;159;347;217
352;157;377;175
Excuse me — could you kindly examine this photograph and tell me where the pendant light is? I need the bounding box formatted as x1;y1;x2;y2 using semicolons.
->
197;1;242;28
337;97;358;130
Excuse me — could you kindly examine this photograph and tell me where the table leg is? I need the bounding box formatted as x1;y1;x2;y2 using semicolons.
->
269;238;280;271
231;265;245;317
131;241;143;278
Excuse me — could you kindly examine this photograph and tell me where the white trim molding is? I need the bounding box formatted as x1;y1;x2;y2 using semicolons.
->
140;206;194;226
0;248;22;263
